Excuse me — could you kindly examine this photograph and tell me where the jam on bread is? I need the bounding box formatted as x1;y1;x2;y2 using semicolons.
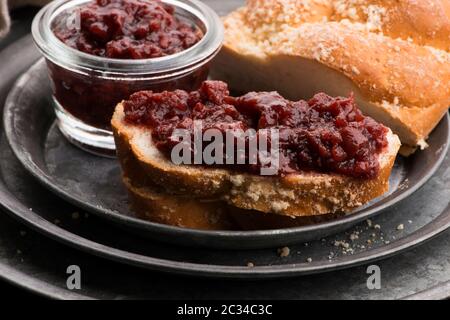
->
123;81;389;179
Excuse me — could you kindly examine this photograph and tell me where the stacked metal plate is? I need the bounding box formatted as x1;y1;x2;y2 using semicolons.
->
1;2;450;299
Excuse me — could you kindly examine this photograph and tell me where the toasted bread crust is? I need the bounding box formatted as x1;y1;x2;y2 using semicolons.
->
212;0;450;151
112;103;400;218
124;176;345;230
124;178;235;230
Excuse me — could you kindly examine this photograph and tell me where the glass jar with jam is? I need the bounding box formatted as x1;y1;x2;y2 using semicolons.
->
32;0;223;156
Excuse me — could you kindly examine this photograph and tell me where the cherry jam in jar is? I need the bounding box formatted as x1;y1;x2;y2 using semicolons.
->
32;0;223;156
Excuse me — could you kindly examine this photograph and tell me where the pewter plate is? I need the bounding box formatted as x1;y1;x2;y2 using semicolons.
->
2;38;450;280
3;6;450;292
3;58;450;249
3;110;450;279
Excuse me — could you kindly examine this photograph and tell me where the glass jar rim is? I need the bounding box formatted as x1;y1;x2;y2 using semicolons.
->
32;0;224;75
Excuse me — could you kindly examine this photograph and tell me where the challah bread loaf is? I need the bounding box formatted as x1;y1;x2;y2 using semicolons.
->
212;0;450;153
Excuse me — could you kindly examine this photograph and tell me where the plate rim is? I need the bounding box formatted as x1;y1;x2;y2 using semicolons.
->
3;59;450;246
0;261;92;300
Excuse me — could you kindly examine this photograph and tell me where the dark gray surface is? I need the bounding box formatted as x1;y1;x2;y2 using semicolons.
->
404;281;450;300
5;59;449;250
1;2;450;299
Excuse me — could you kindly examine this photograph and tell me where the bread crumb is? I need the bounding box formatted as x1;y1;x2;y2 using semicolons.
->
397;224;404;231
366;219;373;227
306;257;313;263
278;246;290;257
334;240;350;249
349;231;359;241
247;262;255;268
417;139;429;150
334;239;354;255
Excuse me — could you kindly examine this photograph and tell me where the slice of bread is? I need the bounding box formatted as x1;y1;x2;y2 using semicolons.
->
112;102;401;218
211;0;450;153
124;176;344;231
123;177;235;231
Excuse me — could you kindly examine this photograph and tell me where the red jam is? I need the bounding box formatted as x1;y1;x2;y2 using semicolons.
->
47;61;208;129
52;0;203;59
123;81;389;179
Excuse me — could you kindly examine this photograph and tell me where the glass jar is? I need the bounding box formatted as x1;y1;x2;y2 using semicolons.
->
32;0;224;157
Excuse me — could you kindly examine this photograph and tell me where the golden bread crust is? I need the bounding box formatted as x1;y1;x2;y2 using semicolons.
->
124;178;234;231
124;177;345;230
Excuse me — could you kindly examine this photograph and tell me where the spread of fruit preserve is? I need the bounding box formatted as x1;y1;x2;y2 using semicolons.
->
52;0;204;59
123;81;389;179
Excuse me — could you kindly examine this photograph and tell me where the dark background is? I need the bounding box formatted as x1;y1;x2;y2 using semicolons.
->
0;6;41;299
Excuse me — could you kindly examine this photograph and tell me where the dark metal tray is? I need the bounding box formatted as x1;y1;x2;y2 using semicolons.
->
3;58;449;249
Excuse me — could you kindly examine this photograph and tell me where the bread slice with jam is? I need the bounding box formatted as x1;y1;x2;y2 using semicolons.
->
112;81;401;220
